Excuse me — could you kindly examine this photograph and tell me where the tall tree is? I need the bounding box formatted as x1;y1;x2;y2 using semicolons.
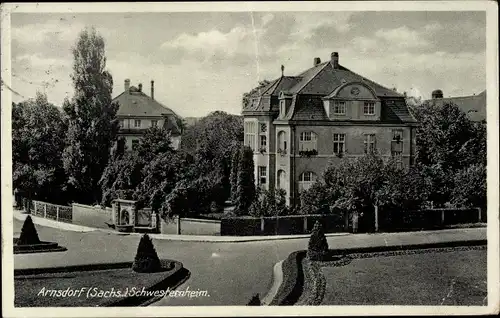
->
63;27;119;204
230;147;241;202
12;92;68;204
235;146;256;215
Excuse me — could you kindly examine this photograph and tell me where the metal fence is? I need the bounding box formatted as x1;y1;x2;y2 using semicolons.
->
18;197;73;223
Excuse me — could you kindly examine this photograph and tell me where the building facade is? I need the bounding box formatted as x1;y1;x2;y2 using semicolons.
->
242;52;418;206
425;89;486;123
113;79;182;151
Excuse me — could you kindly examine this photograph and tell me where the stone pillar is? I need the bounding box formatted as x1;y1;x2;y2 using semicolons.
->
374;205;379;232
176;216;181;235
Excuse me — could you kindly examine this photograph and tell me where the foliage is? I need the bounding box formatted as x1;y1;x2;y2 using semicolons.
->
12;92;68;204
230;147;241;202
451;163;486;209
247;294;261;306
132;234;162;273
307;221;329;261
249;188;289;217
235;146;256;215
17;215;41;245
63;27;119;204
136;126;174;162
300;181;334;215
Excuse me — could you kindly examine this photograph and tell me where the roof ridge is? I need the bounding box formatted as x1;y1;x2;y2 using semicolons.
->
296;62;330;94
264;77;283;95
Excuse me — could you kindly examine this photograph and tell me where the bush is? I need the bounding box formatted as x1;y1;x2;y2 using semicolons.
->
17;215;41;245
132;234;162;273
307;221;329;261
247;293;261;305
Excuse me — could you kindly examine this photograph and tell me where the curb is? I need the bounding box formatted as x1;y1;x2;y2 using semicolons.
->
13;211;350;243
261;260;284;305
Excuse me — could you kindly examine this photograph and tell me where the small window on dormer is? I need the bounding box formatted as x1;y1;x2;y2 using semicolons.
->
363;102;375;115
333;101;346;115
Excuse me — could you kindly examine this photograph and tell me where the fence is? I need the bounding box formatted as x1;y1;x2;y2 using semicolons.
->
18;198;73;224
377;207;484;232
220;214;347;236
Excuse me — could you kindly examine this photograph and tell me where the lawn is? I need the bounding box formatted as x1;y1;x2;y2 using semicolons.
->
320;247;487;306
15;261;189;307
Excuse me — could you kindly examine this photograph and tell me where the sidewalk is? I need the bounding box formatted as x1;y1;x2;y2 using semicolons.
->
12;216;486;306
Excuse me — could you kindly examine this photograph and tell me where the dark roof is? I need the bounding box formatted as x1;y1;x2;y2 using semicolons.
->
243;60;414;123
425;90;486;122
114;86;176;117
113;86;181;134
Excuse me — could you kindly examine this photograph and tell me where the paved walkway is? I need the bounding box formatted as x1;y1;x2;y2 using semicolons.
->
12;218;486;306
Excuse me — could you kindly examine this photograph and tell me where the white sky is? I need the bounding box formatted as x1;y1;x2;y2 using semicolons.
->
10;11;486;117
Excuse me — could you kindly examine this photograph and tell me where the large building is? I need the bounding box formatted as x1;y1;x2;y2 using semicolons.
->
425;89;486;123
242;52;418;206
113;79;182;150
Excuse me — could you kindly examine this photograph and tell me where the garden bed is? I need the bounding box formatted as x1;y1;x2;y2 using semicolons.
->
14;260;190;307
13;238;67;254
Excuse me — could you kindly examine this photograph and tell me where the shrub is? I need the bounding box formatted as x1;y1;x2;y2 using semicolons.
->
132;234;162;273
17;215;41;245
308;221;329;261
247;293;261;306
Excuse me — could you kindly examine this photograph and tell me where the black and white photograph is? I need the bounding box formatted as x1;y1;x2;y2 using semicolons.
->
1;1;498;317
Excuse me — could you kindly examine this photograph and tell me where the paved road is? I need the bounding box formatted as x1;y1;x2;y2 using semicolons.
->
12;219;486;306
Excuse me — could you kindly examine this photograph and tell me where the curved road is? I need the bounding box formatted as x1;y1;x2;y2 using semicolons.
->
13;219;486;306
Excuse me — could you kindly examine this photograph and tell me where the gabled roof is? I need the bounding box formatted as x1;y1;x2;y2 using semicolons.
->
425;90;486;122
113;86;181;134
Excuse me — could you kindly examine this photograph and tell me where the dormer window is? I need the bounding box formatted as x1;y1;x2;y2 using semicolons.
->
363;102;375;115
134;119;141;128
333;101;346;115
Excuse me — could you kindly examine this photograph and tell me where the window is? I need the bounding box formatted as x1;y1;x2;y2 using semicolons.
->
299;131;318;151
364;134;376;153
392;151;403;169
391;129;404;152
260;135;267;149
119;120;125;128
277;170;286;189
151;120;158;127
363;102;375;115
298;171;317;192
333;133;345;154
244;121;257;151
277;131;287;154
134;119;141;128
333;101;346;115
260;123;267;133
280;100;285;116
258;166;267;185
131;140;139;151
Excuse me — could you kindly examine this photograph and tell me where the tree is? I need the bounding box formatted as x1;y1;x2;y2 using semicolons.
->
63;27;119;204
230;147;241;202
300;181;334;215
307;221;329;261
17;215;41;245
132;234;162;273
249;188;289;217
12;92;68;204
235;146;256;215
451;163;486;209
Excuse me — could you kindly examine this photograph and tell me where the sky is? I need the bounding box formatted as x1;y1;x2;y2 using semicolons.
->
10;11;486;118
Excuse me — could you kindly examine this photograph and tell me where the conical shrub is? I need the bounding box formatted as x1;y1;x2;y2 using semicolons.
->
132;234;162;273
307;221;329;261
17;215;41;245
247;293;261;306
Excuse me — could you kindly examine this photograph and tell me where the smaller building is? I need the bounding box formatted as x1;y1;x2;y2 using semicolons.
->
113;79;182;151
425;89;486;123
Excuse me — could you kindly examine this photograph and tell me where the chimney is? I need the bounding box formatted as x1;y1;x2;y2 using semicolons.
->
314;57;321;66
432;89;443;99
331;52;339;69
124;79;130;93
151;80;154;100
138;83;143;93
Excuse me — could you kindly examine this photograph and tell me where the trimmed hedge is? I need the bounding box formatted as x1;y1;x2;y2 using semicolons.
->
269;250;307;305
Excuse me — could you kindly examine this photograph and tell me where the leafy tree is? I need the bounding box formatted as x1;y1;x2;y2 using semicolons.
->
63;27;119;204
300;181;334;215
249;188;289;217
235;146;256;215
12;92;68;204
451;163;486;209
247;294;261;306
307;221;329;261
136;126;174;161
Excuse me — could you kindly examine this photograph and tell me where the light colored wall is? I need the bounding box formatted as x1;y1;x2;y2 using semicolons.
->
72;203;113;229
119;117;164;130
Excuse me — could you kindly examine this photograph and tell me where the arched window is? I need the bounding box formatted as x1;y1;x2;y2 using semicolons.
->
299;131;318;151
277;131;287;154
298;171;317;192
